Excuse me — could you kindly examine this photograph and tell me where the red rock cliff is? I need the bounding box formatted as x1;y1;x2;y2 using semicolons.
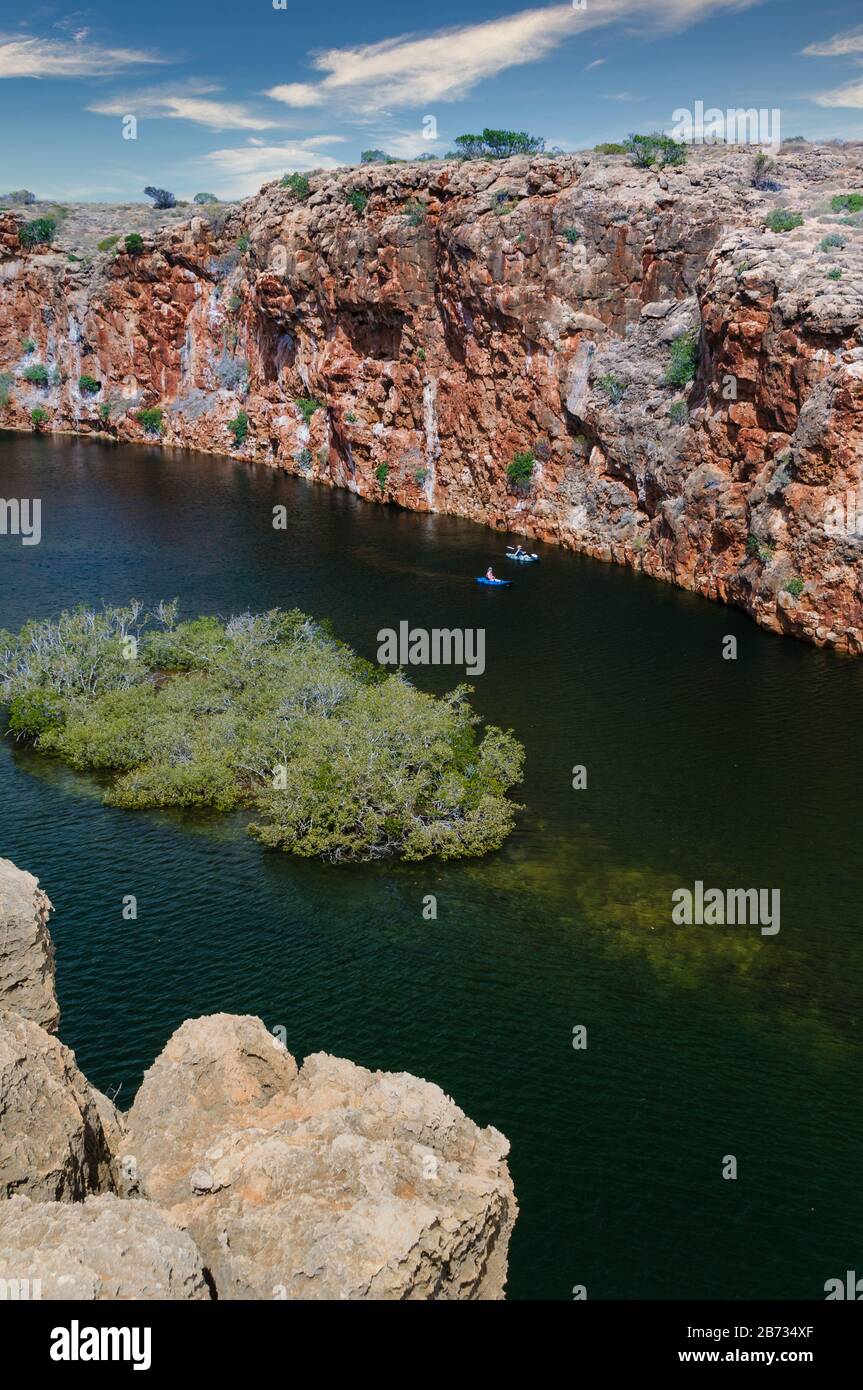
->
1;144;861;652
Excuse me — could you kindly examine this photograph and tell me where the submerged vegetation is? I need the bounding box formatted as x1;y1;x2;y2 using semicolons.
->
0;603;524;863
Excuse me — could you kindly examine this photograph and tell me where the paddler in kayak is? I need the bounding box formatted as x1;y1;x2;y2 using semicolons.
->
486;565;499;582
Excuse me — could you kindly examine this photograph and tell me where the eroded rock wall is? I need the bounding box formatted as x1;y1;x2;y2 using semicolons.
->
1;143;861;650
0;857;58;1032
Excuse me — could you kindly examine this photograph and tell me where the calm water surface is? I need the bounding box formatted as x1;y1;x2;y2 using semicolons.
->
1;432;861;1299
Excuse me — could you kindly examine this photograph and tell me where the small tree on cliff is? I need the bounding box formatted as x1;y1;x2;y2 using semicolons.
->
624;133;686;168
143;186;176;209
507;450;536;487
446;129;545;160
751;151;780;191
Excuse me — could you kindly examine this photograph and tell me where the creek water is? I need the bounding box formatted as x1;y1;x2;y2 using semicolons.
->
1;431;861;1299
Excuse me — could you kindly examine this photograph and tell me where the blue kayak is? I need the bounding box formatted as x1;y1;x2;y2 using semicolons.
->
476;576;512;587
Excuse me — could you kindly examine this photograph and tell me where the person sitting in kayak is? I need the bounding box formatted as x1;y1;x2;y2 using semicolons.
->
486;565;498;581
513;545;526;558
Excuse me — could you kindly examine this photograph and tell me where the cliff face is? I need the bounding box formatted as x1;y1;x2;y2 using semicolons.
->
0;857;58;1033
1;143;861;651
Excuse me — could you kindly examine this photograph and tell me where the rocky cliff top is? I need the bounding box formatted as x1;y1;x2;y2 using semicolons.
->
6;142;863;259
0;862;516;1299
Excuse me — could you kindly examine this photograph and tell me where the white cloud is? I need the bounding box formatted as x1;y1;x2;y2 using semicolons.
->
585;58;607;70
363;128;446;159
814;78;863;109
601;91;643;101
302;134;349;147
0;30;163;78
201;141;344;196
264;1;764;114
266;82;325;108
89;83;277;131
802;27;863;58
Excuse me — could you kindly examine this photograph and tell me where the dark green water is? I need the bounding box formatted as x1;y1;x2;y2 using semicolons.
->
1;432;861;1300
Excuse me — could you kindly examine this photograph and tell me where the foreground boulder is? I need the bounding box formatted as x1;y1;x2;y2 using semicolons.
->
0;1010;121;1201
0;1194;211;1299
125;1014;516;1299
0;857;59;1031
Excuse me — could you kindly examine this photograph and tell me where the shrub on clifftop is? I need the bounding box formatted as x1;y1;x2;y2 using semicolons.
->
765;209;803;232
18;217;56;248
830;193;863;213
144;186;176;209
624;133;686;168
446;130;545;160
281;172;310;199
751;152;781;191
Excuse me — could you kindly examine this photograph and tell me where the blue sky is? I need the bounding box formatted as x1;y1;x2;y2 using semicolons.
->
1;0;862;201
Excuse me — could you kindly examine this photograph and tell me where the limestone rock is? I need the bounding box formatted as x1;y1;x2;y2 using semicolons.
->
126;1014;516;1300
0;1194;211;1299
0;857;58;1031
0;1009;120;1201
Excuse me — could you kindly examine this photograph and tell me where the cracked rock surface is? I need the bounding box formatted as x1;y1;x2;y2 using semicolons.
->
125;1013;517;1299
